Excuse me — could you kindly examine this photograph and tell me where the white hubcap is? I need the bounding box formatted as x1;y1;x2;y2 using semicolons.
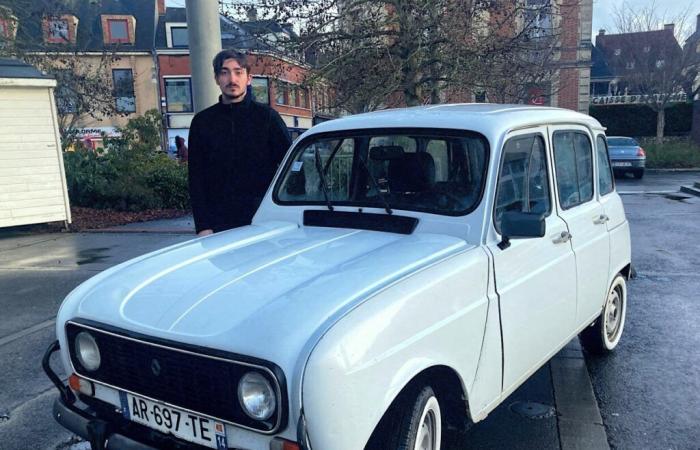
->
414;396;441;450
605;285;623;342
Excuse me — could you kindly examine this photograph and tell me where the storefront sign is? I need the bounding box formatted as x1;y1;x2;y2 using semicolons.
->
591;92;688;105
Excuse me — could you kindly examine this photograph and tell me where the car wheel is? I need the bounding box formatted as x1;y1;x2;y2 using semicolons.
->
580;274;627;354
367;385;443;450
633;169;644;179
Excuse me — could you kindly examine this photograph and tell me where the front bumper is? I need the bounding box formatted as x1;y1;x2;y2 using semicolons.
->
43;340;311;450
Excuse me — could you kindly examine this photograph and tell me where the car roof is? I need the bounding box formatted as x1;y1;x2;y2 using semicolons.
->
308;104;604;138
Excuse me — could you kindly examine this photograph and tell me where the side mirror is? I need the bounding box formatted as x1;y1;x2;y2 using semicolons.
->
498;211;546;249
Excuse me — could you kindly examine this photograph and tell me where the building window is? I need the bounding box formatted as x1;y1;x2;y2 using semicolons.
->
170;26;188;47
113;69;136;113
299;87;308;108
643;46;651;53
276;81;287;105
47;18;69;43
614;48;621;56
165;77;193;113
475;91;487;103
252;77;269;104
626;61;635;69
288;85;297;107
107;19;129;43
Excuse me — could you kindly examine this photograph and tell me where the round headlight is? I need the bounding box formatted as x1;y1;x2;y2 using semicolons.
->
237;372;276;421
75;331;101;371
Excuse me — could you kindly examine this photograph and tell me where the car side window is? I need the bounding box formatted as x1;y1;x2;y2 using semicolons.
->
553;131;594;209
494;134;551;232
596;135;614;195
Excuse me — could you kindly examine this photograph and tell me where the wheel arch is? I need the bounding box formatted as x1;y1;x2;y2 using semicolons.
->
364;364;472;449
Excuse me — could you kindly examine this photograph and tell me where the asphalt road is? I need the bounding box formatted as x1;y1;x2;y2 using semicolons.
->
585;185;700;450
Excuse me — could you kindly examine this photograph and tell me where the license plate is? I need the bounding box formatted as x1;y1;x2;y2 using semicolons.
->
120;392;228;449
612;162;632;167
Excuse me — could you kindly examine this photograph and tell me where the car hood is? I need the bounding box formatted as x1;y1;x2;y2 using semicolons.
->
58;221;470;372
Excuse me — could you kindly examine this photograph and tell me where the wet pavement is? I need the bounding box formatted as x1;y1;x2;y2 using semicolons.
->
585;191;700;450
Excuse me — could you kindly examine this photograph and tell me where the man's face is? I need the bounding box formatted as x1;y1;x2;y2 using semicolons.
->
215;58;252;102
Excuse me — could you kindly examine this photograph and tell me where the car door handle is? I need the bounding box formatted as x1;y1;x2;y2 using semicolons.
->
552;231;572;244
593;214;610;225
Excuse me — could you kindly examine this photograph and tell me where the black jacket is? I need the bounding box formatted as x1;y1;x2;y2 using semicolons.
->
188;95;291;233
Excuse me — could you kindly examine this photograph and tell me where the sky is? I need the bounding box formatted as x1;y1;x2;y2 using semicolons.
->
166;0;700;41
592;0;700;41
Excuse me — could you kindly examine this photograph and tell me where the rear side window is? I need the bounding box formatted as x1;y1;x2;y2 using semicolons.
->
596;135;614;196
494;134;551;232
553;131;594;209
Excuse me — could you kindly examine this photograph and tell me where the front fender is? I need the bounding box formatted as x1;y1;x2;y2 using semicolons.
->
302;249;489;450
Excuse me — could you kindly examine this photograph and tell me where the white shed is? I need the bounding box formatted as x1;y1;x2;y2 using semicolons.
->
0;58;71;228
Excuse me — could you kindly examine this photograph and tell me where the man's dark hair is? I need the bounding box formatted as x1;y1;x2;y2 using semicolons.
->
212;50;250;75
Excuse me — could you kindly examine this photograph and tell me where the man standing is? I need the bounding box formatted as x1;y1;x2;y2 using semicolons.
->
188;50;291;236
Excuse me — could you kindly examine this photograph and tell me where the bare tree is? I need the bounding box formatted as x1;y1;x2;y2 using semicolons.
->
220;0;563;113
0;0;124;136
610;0;698;142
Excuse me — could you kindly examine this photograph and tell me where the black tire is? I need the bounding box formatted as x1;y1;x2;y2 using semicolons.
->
633;169;644;179
580;274;627;355
366;385;443;450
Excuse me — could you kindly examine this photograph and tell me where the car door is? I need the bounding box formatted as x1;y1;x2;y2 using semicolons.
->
488;129;577;393
594;134;626;231
550;127;611;326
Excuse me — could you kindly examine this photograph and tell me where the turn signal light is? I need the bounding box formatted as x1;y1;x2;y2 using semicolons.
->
637;147;646;157
270;438;301;450
68;373;95;396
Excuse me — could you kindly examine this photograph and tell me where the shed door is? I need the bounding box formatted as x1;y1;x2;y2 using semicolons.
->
0;86;68;227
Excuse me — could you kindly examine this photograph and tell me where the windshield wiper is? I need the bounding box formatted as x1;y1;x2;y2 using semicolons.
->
357;154;393;215
314;148;334;211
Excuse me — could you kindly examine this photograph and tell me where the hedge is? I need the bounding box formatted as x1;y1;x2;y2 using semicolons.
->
588;103;692;137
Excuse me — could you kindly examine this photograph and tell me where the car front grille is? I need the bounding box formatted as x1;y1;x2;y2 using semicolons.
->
65;321;285;433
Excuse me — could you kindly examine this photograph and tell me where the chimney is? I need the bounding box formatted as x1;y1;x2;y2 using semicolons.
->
157;0;165;15
664;23;675;34
696;13;700;32
599;29;606;36
246;7;258;21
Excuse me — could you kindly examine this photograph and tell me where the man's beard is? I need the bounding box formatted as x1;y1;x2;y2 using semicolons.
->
223;85;245;101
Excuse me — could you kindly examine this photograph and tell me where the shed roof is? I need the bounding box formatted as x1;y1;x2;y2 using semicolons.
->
0;58;53;79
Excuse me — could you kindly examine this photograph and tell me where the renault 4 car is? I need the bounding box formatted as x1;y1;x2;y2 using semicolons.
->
44;104;631;450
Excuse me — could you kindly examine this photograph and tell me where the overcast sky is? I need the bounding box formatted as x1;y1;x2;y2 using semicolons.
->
166;0;700;40
592;0;700;41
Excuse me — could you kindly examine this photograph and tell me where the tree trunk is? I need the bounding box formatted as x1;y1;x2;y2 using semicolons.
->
656;108;665;145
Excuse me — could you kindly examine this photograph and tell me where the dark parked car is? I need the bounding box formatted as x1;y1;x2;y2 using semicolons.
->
607;136;646;179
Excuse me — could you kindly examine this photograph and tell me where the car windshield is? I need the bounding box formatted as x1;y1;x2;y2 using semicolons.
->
607;137;638;146
275;129;489;216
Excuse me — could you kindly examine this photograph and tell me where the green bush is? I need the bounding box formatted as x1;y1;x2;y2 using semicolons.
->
63;110;190;211
638;138;700;169
589;103;692;137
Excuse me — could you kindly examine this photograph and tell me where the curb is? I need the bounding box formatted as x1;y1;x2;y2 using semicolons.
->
82;227;194;234
646;168;700;172
551;338;609;450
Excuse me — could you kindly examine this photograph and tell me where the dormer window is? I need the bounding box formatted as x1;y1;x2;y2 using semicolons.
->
42;14;78;44
101;15;136;45
0;7;18;41
107;19;128;42
166;22;188;48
